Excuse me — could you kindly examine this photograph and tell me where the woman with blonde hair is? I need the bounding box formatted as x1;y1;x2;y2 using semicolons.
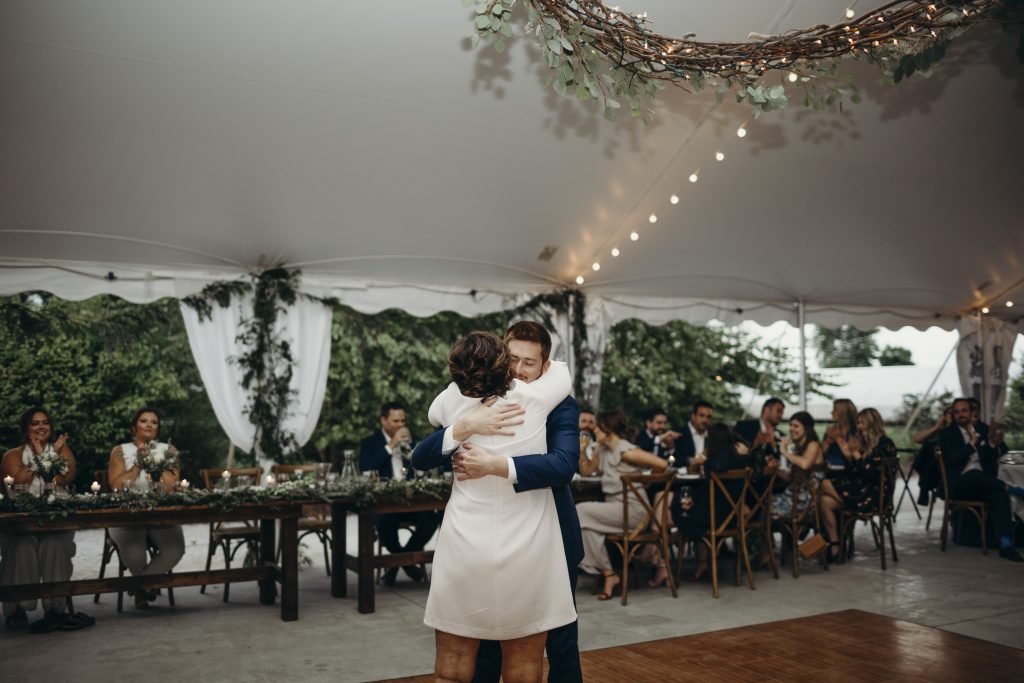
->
818;408;897;560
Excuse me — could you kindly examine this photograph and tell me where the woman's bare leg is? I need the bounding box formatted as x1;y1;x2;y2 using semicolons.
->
500;631;548;683
435;630;480;683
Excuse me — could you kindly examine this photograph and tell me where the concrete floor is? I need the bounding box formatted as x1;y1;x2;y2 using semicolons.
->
3;481;1023;682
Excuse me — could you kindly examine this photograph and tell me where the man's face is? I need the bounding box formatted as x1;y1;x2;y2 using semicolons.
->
380;409;406;437
953;401;972;427
691;406;713;433
579;412;596;433
764;403;784;427
646;414;668;435
508;339;549;383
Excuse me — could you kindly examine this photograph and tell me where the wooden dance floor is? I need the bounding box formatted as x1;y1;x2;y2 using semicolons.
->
376;609;1023;682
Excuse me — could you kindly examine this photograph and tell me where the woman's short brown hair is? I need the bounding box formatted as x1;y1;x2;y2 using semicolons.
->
447;332;513;399
596;411;629;439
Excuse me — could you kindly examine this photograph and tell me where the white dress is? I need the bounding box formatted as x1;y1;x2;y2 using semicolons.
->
423;361;577;640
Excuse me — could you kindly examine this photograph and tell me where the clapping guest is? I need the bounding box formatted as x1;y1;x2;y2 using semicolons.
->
107;407;185;608
910;407;952;505
578;406;598;475
821;399;860;472
818;408;897;561
576;411;667;599
674;401;713;469
1;407;85;632
635;407;679;461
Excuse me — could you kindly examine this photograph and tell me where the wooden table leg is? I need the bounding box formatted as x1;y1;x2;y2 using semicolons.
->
259;518;277;605
280;515;299;622
331;501;347;598
357;510;376;614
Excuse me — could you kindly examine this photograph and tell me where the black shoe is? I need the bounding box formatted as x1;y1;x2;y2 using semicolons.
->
403;565;425;582
29;610;69;634
917;490;929;506
5;607;29;630
382;567;398;586
998;548;1024;562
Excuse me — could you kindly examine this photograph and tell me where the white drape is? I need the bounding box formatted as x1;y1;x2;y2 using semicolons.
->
957;316;1021;423
178;292;332;458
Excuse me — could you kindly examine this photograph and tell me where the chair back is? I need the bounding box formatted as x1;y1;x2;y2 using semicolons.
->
200;467;263;490
879;456;899;519
934;444;951;501
708;468;751;537
745;467;778;523
619;469;677;540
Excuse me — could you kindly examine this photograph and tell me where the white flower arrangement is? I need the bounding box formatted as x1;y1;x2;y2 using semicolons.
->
137;441;180;478
30;445;69;481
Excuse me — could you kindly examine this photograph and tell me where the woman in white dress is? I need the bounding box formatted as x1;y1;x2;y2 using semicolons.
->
424;332;576;683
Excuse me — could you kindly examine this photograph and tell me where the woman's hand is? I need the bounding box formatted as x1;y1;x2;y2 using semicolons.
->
452;398;525;442
735;442;749;456
53;433;69;453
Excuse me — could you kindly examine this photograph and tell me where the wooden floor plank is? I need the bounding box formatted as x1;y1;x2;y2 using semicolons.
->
374;610;1024;682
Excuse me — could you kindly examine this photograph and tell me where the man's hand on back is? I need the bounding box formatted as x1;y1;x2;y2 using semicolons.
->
452;443;509;481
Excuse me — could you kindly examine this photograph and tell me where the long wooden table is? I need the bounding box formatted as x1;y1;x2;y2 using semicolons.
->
0;501;304;621
330;494;447;614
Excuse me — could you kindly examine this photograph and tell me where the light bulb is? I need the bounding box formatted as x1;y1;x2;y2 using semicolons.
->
981;307;990;314
575;275;585;285
630;231;639;241
649;214;658;224
715;375;723;382
736;126;747;138
788;72;798;82
715;151;725;162
689;173;698;183
845;8;855;19
1008;301;1015;308
670;194;679;205
611;247;620;257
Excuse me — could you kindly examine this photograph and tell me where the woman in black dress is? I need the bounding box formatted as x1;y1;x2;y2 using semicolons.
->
818;408;896;559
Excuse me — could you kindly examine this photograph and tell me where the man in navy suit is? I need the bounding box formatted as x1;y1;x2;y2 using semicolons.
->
673;400;713;468
412;321;583;683
360;401;441;584
734;397;785;457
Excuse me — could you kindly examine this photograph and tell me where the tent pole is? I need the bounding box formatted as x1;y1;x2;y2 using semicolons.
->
798;299;807;412
901;337;959;440
978;310;988;422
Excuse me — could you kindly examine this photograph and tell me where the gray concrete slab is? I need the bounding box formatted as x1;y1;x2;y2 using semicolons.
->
3;484;1023;682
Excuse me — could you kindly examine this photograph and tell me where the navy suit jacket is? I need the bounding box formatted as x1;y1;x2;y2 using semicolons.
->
412;395;585;570
359;430;416;481
675;426;698;465
937;423;999;482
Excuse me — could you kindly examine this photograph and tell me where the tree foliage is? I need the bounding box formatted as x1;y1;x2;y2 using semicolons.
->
878;345;914;366
814;325;880;368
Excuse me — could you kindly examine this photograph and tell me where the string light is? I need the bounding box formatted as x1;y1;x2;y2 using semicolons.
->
1008;301;1015;308
688;173;698;183
649;214;658;223
982;306;990;314
715;151;725;161
845;8;855;19
630;231;639;241
611;247;620;257
788;72;798;82
592;262;601;271
736;126;747;138
670;194;679;204
576;275;585;285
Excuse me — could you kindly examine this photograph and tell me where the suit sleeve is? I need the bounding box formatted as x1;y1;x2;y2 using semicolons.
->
411;427;453;471
937;428;973;475
511;397;579;493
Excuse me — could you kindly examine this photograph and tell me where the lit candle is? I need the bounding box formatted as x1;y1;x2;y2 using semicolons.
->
668;455;676;466
221;470;231;480
3;475;13;488
180;479;190;490
266;475;276;486
90;481;101;493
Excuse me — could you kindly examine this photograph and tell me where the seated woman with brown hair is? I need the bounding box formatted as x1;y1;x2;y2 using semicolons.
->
107;406;185;609
772;411;825;518
818;407;897;561
576;411;668;599
1;407;90;632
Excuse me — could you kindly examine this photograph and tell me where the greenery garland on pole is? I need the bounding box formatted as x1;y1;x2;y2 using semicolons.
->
505;288;589;396
469;0;1024;121
183;267;323;462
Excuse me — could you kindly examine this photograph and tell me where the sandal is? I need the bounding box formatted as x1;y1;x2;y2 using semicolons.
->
60;612;96;631
686;564;709;582
597;574;621;601
647;566;669;588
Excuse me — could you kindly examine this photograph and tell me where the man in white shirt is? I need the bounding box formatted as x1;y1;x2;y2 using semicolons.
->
676;401;713;467
359;401;441;583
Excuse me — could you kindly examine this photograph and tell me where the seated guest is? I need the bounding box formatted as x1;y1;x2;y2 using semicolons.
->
673;422;748;581
579;405;598;474
911;408;951;505
576;411;667;599
360;401;441;584
821;399;860;472
937;398;1024;562
1;407;85;632
772;411;825;518
674;401;713;469
818;408;897;562
107;407;185;608
968;397;1009;455
635;407;679;460
734;398;785;460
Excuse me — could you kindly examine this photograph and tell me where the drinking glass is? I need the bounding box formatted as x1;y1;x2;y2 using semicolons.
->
679;486;694;518
238;475;252;489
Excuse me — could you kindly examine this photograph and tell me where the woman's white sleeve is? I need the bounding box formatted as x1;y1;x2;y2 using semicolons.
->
427;383;455;427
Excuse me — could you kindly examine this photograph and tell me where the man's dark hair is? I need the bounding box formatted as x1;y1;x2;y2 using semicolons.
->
761;398;785;413
951;397;972;410
447;332;514;399
692;400;713;415
505;320;552;363
644;407;668;422
579;405;596;416
380;401;406;419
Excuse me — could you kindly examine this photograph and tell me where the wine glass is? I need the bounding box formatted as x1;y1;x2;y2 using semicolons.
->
679;486;694;518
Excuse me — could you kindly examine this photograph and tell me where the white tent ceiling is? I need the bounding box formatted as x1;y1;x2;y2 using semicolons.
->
1;0;1022;328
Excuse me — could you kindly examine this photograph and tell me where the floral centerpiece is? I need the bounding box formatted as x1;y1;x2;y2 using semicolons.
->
29;445;69;482
136;441;180;480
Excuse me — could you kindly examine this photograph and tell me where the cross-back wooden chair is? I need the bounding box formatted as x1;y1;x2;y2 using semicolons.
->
744;467;780;581
705;468;753;599
934;446;989;554
199;467;263;601
271;463;333;576
838;457;899;570
772;464;829;578
604;469;679;606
